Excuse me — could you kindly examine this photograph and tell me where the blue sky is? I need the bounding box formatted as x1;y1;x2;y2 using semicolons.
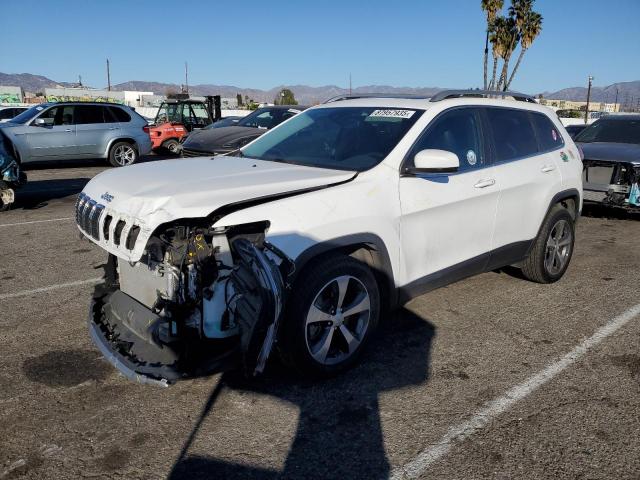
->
2;0;639;92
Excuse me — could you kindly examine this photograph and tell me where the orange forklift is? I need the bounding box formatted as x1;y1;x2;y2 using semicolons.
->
149;95;221;155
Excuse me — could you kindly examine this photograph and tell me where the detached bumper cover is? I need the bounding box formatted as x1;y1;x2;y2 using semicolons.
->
88;285;237;386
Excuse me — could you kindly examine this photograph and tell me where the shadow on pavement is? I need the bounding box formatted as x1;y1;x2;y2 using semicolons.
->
21;154;171;171
582;203;640;221
12;178;91;210
169;308;436;480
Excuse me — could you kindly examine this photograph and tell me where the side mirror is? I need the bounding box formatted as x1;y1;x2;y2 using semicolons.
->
34;117;54;127
407;149;459;174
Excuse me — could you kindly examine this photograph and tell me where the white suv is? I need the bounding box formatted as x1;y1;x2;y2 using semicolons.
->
77;90;583;385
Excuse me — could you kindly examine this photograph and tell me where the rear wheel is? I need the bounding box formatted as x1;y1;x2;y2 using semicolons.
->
279;254;380;377
521;205;575;283
109;142;139;167
162;139;181;156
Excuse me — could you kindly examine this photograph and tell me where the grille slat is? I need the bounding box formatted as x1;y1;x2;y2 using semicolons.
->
75;194;105;241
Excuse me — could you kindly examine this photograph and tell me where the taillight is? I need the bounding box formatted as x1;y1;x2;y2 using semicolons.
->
142;125;150;134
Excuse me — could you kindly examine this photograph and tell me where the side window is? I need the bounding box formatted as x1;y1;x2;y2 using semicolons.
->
530;112;563;152
74;105;105;124
485;108;538;162
108;106;131;123
182;103;195;124
410;108;484;172
39;105;74;126
0;109;14;119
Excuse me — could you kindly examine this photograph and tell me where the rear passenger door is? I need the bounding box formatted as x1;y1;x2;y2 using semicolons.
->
75;105;118;157
483;107;563;258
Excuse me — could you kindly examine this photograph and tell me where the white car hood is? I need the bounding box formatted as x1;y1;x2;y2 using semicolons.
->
80;156;355;261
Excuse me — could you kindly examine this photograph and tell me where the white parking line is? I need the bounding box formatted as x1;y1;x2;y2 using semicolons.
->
0;278;102;301
0;217;74;228
390;302;640;480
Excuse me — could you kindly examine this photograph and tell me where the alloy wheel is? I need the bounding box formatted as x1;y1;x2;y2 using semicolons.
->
544;219;572;275
113;145;136;166
305;275;371;366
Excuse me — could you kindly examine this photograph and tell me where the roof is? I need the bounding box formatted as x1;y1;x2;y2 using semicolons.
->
598;114;640;121
34;101;130;108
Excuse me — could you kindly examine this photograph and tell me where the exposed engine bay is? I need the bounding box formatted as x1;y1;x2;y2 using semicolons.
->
89;221;291;386
582;160;640;208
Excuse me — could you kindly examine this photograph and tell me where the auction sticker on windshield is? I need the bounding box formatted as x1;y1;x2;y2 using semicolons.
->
369;109;416;119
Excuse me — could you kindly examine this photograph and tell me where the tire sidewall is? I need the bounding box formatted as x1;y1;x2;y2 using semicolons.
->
280;255;380;376
109;142;138;167
539;208;575;282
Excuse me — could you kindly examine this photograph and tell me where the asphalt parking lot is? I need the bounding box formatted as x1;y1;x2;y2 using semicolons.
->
1;159;639;480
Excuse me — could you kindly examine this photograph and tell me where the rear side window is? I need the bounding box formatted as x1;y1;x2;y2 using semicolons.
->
485;108;538;162
531;112;563;152
108;106;131;123
74;105;106;124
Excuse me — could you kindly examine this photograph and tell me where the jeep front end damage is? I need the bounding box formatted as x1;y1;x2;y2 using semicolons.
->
582;160;640;208
87;219;290;386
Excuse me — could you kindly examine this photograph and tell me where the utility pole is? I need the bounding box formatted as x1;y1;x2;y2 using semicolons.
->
106;58;111;91
185;62;189;94
349;73;352;95
584;75;593;124
614;88;619;112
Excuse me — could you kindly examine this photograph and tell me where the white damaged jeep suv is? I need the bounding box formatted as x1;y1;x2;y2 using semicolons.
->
77;91;583;385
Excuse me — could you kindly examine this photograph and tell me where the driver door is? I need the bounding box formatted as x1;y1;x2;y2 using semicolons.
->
399;107;499;290
24;105;78;160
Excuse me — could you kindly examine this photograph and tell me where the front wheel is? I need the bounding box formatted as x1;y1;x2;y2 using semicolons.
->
521;205;575;283
108;142;139;167
279;255;380;377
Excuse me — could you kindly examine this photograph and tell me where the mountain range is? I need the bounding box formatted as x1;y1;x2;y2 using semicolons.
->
2;72;639;105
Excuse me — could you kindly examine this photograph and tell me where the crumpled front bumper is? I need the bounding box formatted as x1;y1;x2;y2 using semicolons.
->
89;284;238;387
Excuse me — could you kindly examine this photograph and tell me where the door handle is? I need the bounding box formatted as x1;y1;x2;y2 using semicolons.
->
108;127;119;130
474;179;496;188
541;165;556;173
64;129;73;132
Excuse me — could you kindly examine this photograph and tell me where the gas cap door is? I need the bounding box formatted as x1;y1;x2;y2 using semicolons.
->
230;238;284;376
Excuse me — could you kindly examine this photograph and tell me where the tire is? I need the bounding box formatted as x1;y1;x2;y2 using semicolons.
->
0;180;13;212
279;254;380;377
162;139;181;156
521;205;575;283
108;142;139;167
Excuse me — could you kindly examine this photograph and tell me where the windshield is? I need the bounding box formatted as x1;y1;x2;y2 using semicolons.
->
575;118;640;144
8;104;47;124
241;106;423;171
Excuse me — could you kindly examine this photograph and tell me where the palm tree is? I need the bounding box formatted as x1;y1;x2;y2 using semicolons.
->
505;10;543;90
481;0;504;89
488;17;505;90
496;15;519;91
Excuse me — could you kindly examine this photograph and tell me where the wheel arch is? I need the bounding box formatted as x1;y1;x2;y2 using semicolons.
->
291;233;398;310
549;188;581;220
106;137;138;157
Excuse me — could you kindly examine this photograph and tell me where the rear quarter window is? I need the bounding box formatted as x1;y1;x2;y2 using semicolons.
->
485;107;538;162
108;106;131;123
530;112;564;152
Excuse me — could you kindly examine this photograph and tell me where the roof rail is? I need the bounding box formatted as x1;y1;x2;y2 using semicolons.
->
429;89;536;103
324;93;432;103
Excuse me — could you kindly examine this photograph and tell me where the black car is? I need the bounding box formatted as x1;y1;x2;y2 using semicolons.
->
564;124;587;139
181;105;307;157
576;115;640;208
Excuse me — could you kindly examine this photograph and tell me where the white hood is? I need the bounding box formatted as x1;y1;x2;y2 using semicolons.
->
80;156;355;261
